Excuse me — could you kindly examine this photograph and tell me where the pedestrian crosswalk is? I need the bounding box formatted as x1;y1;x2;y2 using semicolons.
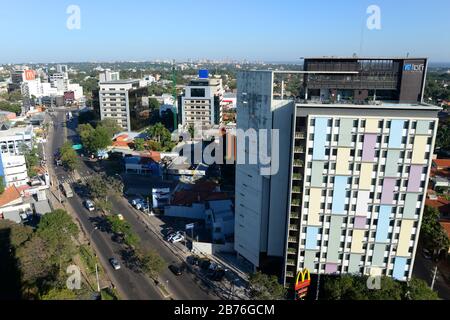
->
58;174;90;185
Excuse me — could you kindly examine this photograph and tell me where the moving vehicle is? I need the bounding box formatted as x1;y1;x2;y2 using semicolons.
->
62;183;74;198
109;258;121;270
168;264;183;276
83;199;95;212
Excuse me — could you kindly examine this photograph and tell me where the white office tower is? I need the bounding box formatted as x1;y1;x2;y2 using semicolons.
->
234;71;293;269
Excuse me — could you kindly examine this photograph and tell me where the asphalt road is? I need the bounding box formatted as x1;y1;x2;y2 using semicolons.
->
48;108;215;300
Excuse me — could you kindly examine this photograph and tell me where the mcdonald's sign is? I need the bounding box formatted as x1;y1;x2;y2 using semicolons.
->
24;70;35;81
294;269;311;300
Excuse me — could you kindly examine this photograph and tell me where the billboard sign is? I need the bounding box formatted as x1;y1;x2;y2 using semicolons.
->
294;269;311;300
403;63;425;72
198;69;209;79
24;69;36;81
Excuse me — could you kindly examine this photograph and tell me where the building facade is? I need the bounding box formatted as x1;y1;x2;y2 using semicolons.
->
284;105;439;288
0;153;28;187
234;58;439;289
181;76;224;128
0;125;33;155
99;80;149;131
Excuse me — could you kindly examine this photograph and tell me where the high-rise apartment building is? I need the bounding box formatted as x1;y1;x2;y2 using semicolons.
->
181;72;224;128
99;79;149;132
234;57;440;290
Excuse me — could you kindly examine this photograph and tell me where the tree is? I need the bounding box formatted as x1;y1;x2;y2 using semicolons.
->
77;110;99;126
421;206;450;255
322;274;369;300
0;101;21;115
106;215;140;248
78;123;112;154
0;220;33;248
98;119;122;139
60;141;80;171
145;122;175;152
36;209;79;266
248;272;287;300
40;288;77;300
86;176;109;199
134;138;146;151
188;124;195;140
148;98;160;111
407;278;439;300
19;144;39;177
0;175;5;194
139;249;167;280
16;235;53;286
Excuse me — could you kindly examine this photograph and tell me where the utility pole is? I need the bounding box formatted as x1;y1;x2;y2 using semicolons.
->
172;59;178;131
95;263;100;293
431;265;438;291
315;272;321;300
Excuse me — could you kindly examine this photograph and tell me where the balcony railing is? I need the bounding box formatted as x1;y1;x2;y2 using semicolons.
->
293;160;304;167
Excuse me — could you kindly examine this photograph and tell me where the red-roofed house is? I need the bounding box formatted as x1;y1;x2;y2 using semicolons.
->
0;186;32;223
165;181;232;219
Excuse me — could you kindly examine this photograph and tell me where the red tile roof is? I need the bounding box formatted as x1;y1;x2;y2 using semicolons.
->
426;197;450;216
433;159;450;169
0;186;22;207
170;181;229;206
140;151;161;163
440;221;450;239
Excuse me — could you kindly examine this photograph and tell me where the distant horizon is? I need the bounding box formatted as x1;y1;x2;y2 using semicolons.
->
2;58;450;68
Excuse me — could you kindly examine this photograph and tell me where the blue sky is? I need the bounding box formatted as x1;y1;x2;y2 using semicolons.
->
0;0;449;63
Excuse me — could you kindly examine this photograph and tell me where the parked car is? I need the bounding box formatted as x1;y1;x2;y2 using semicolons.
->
165;231;177;241
210;269;226;282
84;199;95;212
187;255;200;266
167;231;182;242
200;259;211;270
109;258;121;270
131;198;145;207
170;234;185;243
168;264;183;276
116;214;124;221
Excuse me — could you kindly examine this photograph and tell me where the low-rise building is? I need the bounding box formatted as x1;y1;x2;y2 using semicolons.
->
0;153;28;187
0;124;33;155
0;186;32;223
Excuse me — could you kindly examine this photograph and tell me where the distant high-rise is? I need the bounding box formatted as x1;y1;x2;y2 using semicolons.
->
234;57;440;291
181;71;224;128
99;79;149;132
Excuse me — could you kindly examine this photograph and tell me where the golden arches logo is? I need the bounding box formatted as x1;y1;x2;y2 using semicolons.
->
295;269;311;300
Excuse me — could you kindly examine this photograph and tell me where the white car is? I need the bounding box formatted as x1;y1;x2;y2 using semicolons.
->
171;234;185;243
84;200;95;212
131;198;144;207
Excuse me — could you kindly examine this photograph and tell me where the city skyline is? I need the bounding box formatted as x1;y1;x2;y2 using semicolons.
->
0;0;449;63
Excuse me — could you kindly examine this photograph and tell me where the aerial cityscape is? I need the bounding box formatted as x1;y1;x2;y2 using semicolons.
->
0;0;449;315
